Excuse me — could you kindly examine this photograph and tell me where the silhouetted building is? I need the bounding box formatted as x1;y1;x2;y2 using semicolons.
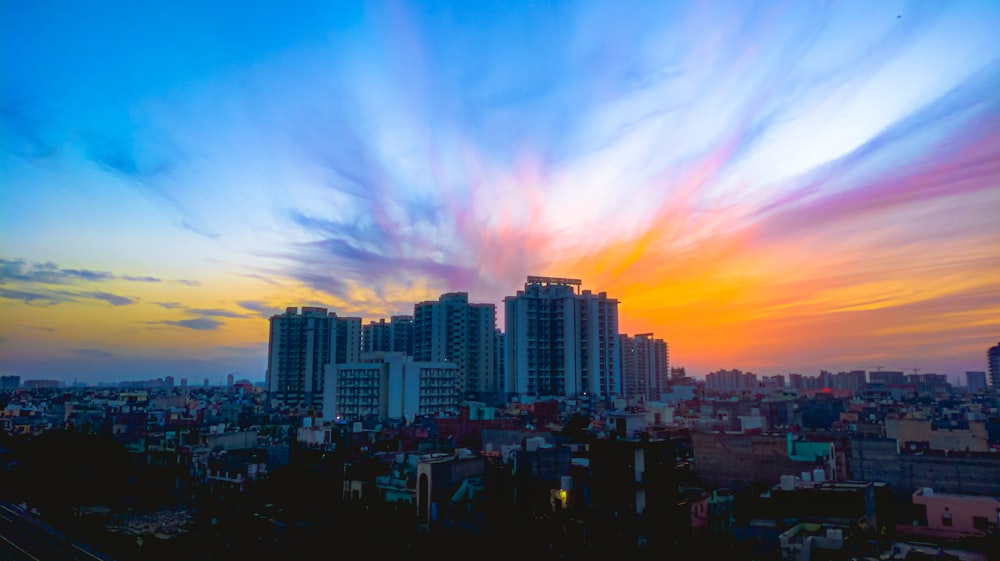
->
0;375;20;391
587;436;686;554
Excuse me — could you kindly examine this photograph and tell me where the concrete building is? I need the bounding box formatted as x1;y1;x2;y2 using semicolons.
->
966;371;988;392
265;306;361;407
0;375;20;391
692;431;841;490
885;415;990;453
619;332;669;403
322;352;459;423
389;315;414;356
361;315;414;355
361;318;391;353
989;342;1000;389
504;276;621;402
909;487;1000;540
414;292;498;404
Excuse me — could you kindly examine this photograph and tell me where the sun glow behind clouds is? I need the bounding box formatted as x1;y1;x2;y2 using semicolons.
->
1;0;999;382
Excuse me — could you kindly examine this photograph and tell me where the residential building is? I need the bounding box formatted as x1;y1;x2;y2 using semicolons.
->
362;315;415;355
322;351;459;423
265;306;361;407
362;318;391;353
909;487;1000;540
989;342;1000;389
413;292;498;404
504;276;621;402
966;371;988;392
0;375;20;391
619;333;669;403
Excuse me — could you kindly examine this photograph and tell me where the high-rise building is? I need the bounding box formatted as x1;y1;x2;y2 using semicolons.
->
619;333;669;402
266;306;361;407
361;315;414;355
965;371;987;392
989;342;1000;390
362;318;391;353
0;375;20;391
504;276;621;401
495;328;505;398
414;293;498;404
389;315;414;356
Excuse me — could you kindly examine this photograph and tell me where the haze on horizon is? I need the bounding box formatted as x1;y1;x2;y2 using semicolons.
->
1;0;999;385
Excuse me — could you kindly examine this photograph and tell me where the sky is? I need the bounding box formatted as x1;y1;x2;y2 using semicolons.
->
1;0;999;385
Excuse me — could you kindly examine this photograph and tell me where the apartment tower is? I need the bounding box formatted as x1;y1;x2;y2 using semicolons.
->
265;306;361;406
504;276;621;402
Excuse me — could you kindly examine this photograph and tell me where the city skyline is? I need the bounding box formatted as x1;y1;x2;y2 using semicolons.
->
2;1;999;383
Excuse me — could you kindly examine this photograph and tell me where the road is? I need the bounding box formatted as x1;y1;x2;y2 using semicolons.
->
0;503;113;561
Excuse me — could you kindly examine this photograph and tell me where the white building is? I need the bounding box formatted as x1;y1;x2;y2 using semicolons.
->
323;352;459;423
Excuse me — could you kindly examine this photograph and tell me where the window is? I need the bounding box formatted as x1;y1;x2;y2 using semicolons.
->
942;512;952;527
973;516;988;532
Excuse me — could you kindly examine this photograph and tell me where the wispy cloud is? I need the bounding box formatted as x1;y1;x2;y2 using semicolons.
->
157;318;224;331
0;258;114;284
0;287;75;306
0;258;195;287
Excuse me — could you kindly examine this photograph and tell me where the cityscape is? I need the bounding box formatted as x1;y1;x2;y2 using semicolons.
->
2;1;1000;561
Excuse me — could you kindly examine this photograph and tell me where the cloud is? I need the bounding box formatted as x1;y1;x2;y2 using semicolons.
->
0;258;114;284
0;257;194;288
86;291;136;306
180;220;221;239
0;286;135;307
187;308;247;318
158;318;224;331
153;302;246;318
237;300;285;318
0;287;74;306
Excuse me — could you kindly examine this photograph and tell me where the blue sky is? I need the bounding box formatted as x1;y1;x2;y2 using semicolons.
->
2;0;999;384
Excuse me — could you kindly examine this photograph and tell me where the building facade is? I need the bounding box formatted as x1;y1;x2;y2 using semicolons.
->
966;371;988;392
265;307;361;407
504;276;621;402
413;292;498;404
361;315;415;355
322;351;459;423
989;342;1000;390
619;332;669;403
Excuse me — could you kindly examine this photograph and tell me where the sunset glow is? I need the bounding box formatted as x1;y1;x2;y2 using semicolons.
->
2;0;998;383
